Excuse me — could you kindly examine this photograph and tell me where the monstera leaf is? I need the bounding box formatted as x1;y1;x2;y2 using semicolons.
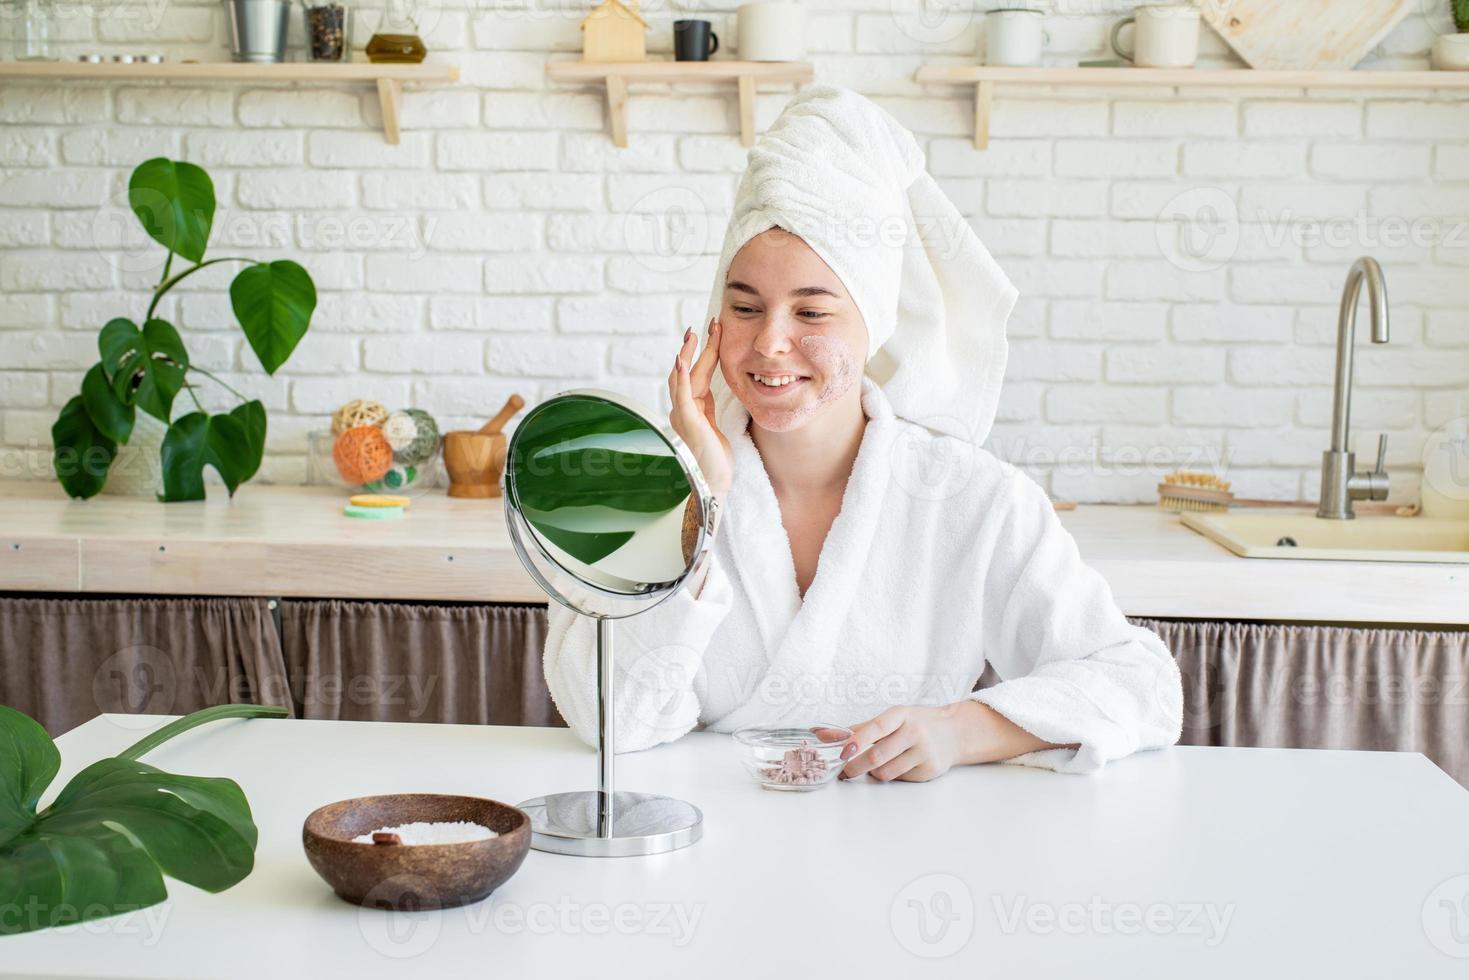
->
511;398;691;516
50;396;117;500
0;703;284;936
158;401;267;502
81;362;134;446
99;317;189;424
230;261;315;375
128;158;215;264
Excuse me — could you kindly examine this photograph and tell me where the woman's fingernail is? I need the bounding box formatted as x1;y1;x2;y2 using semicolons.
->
683;327;692;342
840;742;857;761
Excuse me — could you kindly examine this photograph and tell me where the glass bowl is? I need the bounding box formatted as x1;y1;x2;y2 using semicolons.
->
732;724;854;791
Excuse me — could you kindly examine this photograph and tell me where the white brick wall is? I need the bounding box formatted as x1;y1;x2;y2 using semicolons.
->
0;1;1466;502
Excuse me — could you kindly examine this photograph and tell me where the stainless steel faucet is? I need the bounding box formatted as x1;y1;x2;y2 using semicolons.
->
1317;257;1391;520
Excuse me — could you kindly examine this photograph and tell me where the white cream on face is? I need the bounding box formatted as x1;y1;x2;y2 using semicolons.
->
746;333;861;432
800;335;860;406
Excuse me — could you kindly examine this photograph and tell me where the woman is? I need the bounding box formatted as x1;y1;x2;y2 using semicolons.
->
544;85;1182;780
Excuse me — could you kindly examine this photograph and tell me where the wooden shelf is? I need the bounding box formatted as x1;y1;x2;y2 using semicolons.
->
914;65;1469;149
0;61;461;144
545;59;814;147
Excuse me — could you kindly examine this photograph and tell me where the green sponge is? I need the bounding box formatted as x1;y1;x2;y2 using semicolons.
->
343;503;405;520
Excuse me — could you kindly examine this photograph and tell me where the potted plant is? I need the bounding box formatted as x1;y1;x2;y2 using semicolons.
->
1434;0;1469;68
51;158;315;502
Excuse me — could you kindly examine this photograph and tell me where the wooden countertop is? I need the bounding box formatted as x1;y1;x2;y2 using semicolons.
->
1;481;1464;625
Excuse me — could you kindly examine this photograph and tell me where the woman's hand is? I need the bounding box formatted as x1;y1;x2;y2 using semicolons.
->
668;317;733;497
839;701;1067;782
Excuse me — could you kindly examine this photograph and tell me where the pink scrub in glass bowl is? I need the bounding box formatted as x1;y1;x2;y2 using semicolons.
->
733;724;855;791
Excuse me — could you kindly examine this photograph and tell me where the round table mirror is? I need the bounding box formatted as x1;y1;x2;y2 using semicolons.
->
503;389;717;857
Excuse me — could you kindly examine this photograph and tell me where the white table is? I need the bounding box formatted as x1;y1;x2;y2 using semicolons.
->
7;715;1469;978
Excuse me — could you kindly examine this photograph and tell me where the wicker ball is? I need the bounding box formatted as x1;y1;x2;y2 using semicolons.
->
383;408;441;465
332;426;394;486
331;399;388;436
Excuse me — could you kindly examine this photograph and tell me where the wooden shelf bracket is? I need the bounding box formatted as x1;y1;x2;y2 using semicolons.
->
545;59;814;147
376;78;402;144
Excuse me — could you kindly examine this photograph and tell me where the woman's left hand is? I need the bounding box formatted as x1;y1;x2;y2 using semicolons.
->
838;703;977;783
840;700;1069;782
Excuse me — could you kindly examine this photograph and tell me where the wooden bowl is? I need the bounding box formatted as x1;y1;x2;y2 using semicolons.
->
443;431;507;499
302;794;531;909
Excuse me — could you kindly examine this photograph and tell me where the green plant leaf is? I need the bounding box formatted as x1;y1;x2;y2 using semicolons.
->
0;706;59;847
39;759;257;891
230;260;315;375
226;400;267;486
0;825;168;935
81;362;134;445
99;317;189;424
159;405;267;500
0;704;284;936
51;396;117;500
159;412;209;502
128;158;215;264
204;412;249;496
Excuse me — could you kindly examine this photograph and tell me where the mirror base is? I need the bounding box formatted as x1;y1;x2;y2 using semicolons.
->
518;791;703;857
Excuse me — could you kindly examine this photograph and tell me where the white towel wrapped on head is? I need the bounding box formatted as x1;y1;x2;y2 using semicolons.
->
706;82;1018;446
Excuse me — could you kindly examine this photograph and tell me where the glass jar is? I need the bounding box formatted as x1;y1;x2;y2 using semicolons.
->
13;0;57;62
366;0;425;64
303;1;350;62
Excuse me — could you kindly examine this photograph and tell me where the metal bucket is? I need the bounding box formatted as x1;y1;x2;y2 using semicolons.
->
226;0;291;63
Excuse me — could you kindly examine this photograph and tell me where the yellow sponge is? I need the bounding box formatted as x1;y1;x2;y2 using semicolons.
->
350;493;412;509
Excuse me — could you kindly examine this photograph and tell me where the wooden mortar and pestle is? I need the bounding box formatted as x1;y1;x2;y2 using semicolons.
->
443;395;524;499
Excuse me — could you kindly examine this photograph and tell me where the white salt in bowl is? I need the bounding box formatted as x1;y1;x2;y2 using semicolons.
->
732;725;854;791
302;793;530;909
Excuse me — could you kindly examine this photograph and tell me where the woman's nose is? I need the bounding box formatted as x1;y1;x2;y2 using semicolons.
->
751;313;798;357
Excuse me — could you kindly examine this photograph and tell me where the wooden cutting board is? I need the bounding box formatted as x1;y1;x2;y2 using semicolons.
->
1191;0;1415;70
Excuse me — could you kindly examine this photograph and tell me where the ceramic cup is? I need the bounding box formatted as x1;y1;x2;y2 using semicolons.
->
737;2;805;62
1110;3;1200;68
984;9;1048;67
1432;33;1469;71
674;19;719;61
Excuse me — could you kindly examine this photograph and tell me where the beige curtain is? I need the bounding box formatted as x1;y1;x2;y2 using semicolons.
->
0;595;290;736
280;600;559;727
7;594;1463;788
1133;618;1469;787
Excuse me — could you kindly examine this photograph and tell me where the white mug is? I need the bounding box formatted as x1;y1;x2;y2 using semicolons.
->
1110;3;1200;68
737;2;806;62
984;9;1049;67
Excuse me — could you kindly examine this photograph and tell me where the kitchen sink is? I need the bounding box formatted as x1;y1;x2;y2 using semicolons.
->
1180;511;1469;563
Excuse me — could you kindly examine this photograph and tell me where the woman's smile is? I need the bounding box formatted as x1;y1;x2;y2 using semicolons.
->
748;371;811;393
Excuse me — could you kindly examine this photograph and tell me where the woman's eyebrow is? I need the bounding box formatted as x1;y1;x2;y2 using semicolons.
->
725;280;839;299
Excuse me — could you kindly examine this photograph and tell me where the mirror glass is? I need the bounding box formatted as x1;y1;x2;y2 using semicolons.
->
504;392;710;609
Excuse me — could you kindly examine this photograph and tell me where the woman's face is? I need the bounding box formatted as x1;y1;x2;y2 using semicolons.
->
718;228;868;432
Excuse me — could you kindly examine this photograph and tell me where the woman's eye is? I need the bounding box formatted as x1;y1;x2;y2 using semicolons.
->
798;311;830;319
732;304;759;315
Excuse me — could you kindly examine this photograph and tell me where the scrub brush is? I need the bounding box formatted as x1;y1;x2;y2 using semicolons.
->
1157;472;1235;513
1157;471;1419;516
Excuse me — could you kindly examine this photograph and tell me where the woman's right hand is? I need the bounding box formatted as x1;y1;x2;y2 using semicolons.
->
669;317;733;497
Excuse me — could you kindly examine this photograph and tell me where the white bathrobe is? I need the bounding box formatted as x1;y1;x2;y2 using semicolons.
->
543;376;1184;774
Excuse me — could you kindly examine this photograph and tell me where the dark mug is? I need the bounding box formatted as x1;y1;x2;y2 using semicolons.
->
673;19;719;61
